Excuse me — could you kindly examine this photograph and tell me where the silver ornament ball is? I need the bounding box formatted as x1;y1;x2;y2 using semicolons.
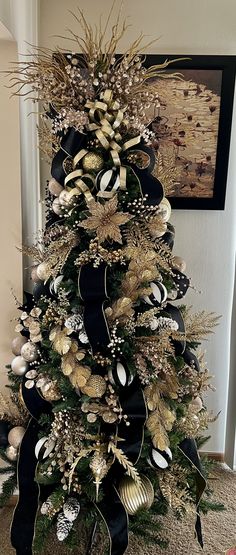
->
52;197;63;215
36;262;49;281
11;335;27;356
48;178;63;197
31;266;42;283
8;426;26;449
6;445;18;462
21;341;38;362
11;356;28;376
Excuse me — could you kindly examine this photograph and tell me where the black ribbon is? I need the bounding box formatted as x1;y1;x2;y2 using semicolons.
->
97;485;129;555
96;377;147;555
165;302;186;355
51;127;87;186
179;438;206;548
78;262;110;352
11;381;51;555
126;142;164;207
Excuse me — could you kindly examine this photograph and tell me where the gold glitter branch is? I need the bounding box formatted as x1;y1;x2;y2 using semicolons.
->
108;441;141;485
183;308;220;342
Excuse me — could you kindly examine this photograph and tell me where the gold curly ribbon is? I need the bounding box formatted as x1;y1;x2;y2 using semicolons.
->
64;90;141;202
86;89;140;198
64;149;95;202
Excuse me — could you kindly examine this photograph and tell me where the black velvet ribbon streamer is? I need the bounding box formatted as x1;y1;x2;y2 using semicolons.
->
165;302;186;355
96;377;147;555
179;438;206;548
51;127;87;185
11;380;51;555
126;142;164;207
78;262;110;352
79;260;146;555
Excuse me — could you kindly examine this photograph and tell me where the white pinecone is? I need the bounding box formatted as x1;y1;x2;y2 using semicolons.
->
56;512;73;541
40;499;53;515
63;497;80;522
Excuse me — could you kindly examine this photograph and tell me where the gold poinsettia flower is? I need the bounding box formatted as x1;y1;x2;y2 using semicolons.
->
49;325;73;355
79;195;133;244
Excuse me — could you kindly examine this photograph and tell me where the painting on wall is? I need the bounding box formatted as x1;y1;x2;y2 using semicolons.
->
145;55;236;209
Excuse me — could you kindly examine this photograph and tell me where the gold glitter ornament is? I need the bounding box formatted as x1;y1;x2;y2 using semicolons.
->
40;381;61;402
118;474;154;515
82;152;104;173
81;375;107;398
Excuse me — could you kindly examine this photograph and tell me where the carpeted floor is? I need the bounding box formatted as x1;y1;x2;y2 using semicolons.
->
1;465;235;555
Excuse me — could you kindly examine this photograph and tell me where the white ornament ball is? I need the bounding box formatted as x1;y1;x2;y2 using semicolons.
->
11;335;27;356
52;197;63;215
21;342;38;362
190;396;203;413
158;198;171;222
6;445;18;462
36;262;49;281
31;266;42;283
58;190;73;207
172;256;187;273
11;356;28;376
8;426;26;449
48;178;63;197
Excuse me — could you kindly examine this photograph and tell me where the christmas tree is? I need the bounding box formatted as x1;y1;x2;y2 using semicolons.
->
0;9;221;555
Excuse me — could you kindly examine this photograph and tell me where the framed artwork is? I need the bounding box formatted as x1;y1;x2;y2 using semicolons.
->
145;55;236;209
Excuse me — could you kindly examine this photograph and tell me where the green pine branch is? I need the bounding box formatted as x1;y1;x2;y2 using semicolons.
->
0;472;17;507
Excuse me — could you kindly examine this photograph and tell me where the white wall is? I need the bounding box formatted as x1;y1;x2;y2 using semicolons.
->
0;39;22;390
39;0;236;456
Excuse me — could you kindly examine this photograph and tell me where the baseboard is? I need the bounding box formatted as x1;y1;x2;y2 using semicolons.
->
200;451;225;462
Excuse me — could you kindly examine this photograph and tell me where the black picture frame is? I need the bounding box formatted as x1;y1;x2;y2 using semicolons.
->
144;55;236;210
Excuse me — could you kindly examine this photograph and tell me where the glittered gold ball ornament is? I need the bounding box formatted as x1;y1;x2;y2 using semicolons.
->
81;375;107;398
11;355;28;376
11;335;27;356
118;474;154;515
31;266;42;283
40;381;61;402
172;256;187;273
6;445;18;462
21;341;38;362
82;152;104;173
36;262;49;281
48;178;64;197
8;426;26;449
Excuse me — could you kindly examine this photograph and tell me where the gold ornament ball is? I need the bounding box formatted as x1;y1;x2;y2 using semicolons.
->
172;256;187;273
41;382;61;402
11;355;28;376
118;474;154;515
6;445;18;462
12;335;28;356
48;178;64;197
8;426;26;449
21;341;38;362
81;375;107;398
82;152;104;173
